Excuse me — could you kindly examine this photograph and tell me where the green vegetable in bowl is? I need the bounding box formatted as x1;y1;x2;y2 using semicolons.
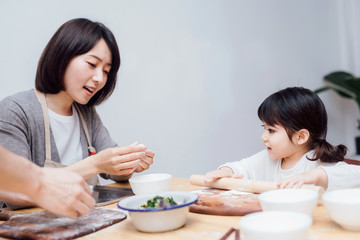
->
140;195;179;209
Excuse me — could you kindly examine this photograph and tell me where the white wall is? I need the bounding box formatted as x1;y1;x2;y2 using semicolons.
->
0;0;358;179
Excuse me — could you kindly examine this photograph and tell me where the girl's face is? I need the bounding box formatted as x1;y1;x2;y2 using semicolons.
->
261;123;300;160
63;38;112;105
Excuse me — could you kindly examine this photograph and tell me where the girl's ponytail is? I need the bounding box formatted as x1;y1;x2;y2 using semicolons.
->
309;139;347;163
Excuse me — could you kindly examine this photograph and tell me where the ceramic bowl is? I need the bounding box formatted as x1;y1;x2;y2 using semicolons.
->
239;211;313;240
258;189;318;215
322;188;360;231
118;191;198;232
129;173;172;195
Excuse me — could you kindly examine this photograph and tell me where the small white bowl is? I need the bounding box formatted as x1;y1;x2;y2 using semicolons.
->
129;173;172;195
118;191;198;232
258;189;318;215
322;188;360;231
239;211;313;240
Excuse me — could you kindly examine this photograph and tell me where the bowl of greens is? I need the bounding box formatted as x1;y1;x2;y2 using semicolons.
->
117;191;198;232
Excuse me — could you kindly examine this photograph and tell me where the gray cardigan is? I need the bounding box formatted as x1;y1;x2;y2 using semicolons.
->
0;90;128;208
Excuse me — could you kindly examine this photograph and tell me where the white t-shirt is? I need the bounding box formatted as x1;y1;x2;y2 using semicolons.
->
220;149;360;191
48;105;82;165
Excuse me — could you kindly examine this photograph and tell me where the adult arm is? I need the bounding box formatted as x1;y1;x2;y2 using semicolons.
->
0;146;95;218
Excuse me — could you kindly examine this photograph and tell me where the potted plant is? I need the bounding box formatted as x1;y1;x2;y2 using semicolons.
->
315;71;360;154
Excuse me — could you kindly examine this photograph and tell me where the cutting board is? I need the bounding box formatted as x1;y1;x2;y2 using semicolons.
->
189;188;262;216
0;208;126;240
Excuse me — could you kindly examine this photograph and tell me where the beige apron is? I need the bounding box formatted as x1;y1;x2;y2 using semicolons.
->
35;90;99;185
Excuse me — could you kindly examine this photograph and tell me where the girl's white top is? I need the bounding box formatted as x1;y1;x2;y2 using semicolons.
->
219;149;360;191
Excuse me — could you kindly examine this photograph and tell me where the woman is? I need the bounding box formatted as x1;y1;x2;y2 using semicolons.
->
0;18;154;208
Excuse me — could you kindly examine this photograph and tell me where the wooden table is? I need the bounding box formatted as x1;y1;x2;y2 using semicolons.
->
1;177;360;240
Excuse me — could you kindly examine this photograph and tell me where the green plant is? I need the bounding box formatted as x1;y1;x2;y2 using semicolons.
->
315;71;360;129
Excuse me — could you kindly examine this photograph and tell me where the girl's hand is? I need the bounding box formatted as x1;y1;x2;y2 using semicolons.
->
204;167;242;183
94;144;147;176
277;168;328;189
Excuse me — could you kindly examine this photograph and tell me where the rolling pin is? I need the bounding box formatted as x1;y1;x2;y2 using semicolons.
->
189;174;324;195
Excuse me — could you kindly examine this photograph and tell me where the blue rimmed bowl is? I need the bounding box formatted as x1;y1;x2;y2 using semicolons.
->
117;191;198;232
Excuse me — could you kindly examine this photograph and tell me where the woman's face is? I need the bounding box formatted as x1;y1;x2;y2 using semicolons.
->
63;38;112;105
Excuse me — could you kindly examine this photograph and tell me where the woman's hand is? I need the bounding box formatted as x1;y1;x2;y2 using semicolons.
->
93;144;147;176
277;168;328;189
134;148;155;173
204;167;241;183
124;142;154;173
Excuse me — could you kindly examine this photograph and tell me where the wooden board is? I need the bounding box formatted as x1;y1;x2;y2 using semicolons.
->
0;208;126;240
189;188;262;216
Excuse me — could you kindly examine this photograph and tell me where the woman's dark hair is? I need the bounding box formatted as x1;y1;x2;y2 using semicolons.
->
257;87;347;163
35;18;120;106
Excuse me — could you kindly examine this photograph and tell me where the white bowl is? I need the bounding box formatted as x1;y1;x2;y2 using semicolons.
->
117;191;198;232
322;188;360;231
258;189;318;215
239;211;313;240
129;173;172;195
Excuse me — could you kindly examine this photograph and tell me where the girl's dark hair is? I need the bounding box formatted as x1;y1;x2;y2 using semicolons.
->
257;87;347;163
35;18;120;106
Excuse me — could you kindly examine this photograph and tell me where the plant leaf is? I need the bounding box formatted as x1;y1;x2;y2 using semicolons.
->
346;78;360;92
332;89;354;98
324;71;358;97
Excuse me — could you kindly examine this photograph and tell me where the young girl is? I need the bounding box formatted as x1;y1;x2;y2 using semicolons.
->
0;18;154;208
205;87;360;191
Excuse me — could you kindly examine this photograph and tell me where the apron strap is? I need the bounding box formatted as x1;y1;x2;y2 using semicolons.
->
35;90;52;162
73;103;96;155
